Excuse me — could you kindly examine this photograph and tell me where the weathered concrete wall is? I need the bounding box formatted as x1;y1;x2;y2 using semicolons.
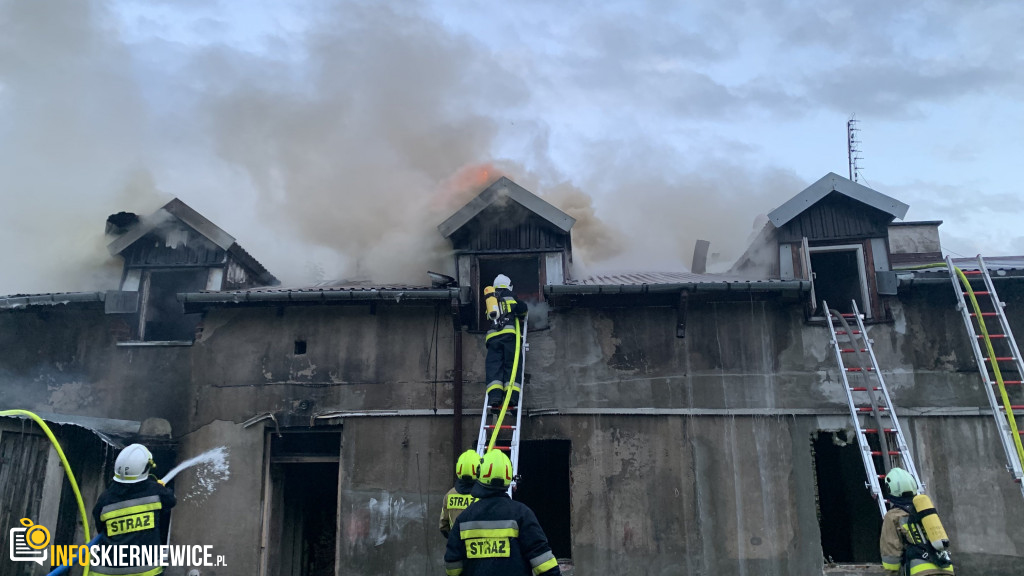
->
0;307;191;431
5;281;1024;575
187;304;454;430
166;420;263;576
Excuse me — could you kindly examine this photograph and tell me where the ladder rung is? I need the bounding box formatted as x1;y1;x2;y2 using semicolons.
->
857;407;888;412
840;348;869;353
869;450;902;456
493;445;512;450
983;357;1015;362
971;312;998;317
978;334;1008;339
850;386;882;392
846;367;875;372
485;425;516;430
835;330;863;335
992;380;1023;385
962;270;982;275
997;405;1024;411
965;291;992;296
862;428;895;434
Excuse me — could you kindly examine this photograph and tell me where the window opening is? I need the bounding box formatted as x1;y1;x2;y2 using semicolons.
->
514;439;571;560
294;340;307;355
139;269;207;341
476;256;540;330
811;430;881;563
809;245;870;317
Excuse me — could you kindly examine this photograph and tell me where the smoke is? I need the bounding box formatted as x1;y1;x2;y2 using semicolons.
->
0;0;805;296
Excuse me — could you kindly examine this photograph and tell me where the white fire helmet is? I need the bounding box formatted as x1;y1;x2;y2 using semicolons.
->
493;274;512;291
114;443;154;484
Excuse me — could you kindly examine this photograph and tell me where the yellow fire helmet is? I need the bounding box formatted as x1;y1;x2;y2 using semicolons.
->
479;449;513;488
885;467;918;498
456;449;481;480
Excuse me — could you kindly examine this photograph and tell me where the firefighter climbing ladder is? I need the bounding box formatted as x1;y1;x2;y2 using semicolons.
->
824;300;921;518
475;318;527;495
946;255;1024;497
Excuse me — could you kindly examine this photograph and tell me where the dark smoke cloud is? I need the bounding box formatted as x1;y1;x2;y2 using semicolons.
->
0;0;835;295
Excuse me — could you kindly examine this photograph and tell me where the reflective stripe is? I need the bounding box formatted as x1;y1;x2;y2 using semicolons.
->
445;560;463;576
91;566;162;576
882;560;901;571
532;549;557;565
486;382;505;394
461;520;519;531
460;527;518;539
100;496;162;521
533;556;559;575
485;327;517;341
908;561;953;575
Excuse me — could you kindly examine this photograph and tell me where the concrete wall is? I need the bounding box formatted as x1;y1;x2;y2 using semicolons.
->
4;282;1024;575
0;307;191;430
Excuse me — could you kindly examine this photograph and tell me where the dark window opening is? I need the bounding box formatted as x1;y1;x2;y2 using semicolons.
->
811;431;881;563
515;439;571;560
141;269;207;341
294;340;307;355
267;431;341;576
476;256;540;330
810;250;865;316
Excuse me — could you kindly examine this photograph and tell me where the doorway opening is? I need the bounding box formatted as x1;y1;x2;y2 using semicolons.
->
811;430;881;563
476;256;541;330
514;439;571;560
264;430;341;576
809;246;870;317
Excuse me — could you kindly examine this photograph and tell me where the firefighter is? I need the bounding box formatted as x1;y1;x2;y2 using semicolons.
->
444;449;560;576
485;274;529;409
440;449;481;538
880;467;954;575
92;443;176;576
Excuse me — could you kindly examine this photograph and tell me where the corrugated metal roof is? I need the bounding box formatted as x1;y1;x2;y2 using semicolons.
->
567;271;778;286
0;291;105;310
768;172;909;228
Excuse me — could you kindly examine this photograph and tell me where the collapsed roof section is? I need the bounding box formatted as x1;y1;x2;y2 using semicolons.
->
107;198;278;288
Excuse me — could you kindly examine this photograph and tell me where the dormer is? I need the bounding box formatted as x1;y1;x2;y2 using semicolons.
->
105;198;278;343
438;177;575;329
767;173;908;319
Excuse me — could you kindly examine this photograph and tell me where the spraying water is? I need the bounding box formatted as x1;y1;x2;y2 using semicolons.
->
159;446;230;502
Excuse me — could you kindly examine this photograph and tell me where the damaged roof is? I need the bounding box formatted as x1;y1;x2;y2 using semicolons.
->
768;172;909;228
0;291;105;310
107;198;278;286
438;176;576;238
0;411;141;448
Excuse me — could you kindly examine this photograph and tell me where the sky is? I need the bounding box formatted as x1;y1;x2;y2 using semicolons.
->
1;0;1022;295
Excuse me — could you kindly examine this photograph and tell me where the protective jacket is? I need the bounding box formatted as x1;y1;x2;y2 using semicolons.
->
444;483;560;576
485;290;528;342
880;499;954;576
440;478;478;538
92;478;176;575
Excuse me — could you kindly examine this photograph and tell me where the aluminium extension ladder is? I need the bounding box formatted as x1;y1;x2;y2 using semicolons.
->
946;255;1024;498
475;317;528;495
825;300;921;517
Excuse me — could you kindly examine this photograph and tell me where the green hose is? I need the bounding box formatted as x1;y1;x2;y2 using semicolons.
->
0;409;91;575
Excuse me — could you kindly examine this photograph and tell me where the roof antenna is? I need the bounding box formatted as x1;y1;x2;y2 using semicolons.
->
847;114;863;182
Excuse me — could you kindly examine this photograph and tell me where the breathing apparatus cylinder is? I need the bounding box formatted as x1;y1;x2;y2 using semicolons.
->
484;286;500;322
912;493;950;551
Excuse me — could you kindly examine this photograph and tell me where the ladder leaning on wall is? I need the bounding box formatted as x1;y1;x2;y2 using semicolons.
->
824;300;922;518
946;255;1024;498
475;318;527;496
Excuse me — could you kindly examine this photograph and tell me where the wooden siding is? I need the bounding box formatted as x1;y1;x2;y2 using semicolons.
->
448;203;570;253
123;232;226;267
776;192;894;243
